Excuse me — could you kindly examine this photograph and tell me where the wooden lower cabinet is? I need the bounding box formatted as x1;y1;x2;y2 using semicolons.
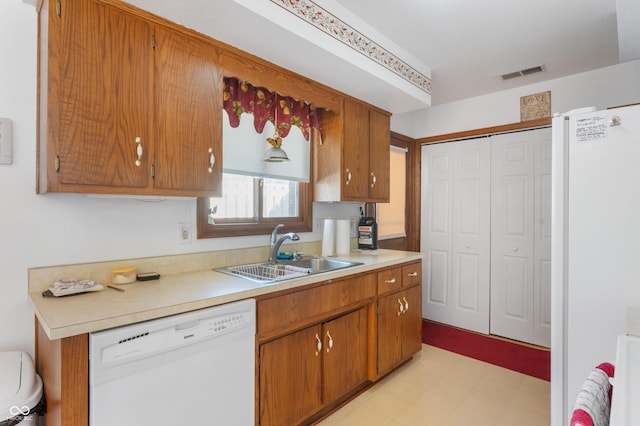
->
322;308;368;403
377;285;422;377
259;308;368;426
256;260;423;425
259;325;322;426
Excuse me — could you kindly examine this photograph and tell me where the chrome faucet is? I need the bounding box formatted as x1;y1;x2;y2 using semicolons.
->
269;224;299;262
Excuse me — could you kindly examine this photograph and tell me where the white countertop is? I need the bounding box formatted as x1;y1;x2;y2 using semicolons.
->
29;250;423;340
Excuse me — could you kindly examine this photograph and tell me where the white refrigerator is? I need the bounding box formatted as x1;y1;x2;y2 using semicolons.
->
551;104;640;425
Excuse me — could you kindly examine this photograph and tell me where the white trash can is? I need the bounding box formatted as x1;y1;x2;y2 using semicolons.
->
0;352;44;426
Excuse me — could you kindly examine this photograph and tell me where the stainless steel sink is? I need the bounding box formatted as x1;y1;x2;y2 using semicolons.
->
282;257;362;273
215;257;363;284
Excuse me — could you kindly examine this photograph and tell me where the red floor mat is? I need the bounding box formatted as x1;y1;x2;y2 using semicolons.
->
422;320;550;381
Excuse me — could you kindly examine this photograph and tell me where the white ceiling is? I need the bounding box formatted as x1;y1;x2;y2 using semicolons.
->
124;0;638;114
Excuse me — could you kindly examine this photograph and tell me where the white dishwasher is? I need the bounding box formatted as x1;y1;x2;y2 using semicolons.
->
89;298;255;426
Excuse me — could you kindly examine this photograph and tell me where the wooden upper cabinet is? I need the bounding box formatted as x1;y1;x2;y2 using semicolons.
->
153;26;222;196
368;109;391;201
315;99;391;202
37;0;222;196
342;100;370;199
41;0;152;192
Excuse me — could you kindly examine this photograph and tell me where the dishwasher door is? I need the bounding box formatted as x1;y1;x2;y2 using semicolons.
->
89;299;255;426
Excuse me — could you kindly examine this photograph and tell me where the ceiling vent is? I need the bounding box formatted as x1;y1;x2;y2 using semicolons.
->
501;65;544;80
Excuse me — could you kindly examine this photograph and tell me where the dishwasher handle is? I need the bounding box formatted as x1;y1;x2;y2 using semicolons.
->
174;319;201;331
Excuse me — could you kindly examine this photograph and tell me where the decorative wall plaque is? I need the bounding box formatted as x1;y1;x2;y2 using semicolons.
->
520;91;551;121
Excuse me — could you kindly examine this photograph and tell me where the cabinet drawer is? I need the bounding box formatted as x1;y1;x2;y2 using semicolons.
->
377;267;402;295
257;273;376;339
402;261;422;287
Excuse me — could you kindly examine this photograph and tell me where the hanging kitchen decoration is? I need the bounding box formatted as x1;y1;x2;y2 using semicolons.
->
264;105;290;162
222;77;322;163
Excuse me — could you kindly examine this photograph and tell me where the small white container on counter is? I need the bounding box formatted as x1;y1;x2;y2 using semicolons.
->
111;267;137;284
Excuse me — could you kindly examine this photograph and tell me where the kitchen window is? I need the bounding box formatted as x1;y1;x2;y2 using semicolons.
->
197;77;319;238
196;175;311;238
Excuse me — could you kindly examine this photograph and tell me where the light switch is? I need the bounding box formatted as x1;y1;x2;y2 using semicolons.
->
0;118;12;165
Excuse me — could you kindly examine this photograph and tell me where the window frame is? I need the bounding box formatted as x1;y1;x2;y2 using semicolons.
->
196;176;313;239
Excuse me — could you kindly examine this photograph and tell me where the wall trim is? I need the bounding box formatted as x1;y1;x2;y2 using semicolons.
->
418;117;552;144
270;0;431;95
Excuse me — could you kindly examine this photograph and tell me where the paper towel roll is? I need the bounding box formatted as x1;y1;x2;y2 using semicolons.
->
321;219;336;256
336;219;351;255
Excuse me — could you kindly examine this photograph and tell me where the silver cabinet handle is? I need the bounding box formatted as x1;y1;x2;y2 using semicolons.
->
345;168;352;185
326;331;334;353
397;299;404;316
385;277;396;285
403;296;409;313
135;137;143;167
407;272;418;277
315;333;322;356
208;147;215;173
371;172;377;188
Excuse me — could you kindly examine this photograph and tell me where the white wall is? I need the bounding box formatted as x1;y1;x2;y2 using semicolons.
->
392;60;640;138
0;1;360;355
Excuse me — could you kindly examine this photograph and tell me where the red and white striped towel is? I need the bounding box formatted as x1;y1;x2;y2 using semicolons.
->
570;362;615;426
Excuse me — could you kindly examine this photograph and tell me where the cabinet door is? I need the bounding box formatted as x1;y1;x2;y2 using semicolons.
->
259;325;322;426
153;26;222;196
377;291;404;375
342;100;370;200
368;109;390;201
401;286;423;358
55;0;151;189
322;308;368;403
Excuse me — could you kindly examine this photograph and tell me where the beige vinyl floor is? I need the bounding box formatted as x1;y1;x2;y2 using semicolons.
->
318;344;550;426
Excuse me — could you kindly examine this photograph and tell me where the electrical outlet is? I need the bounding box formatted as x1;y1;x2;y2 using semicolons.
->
178;222;192;244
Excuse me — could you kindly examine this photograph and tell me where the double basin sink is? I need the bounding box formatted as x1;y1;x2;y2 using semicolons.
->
216;257;363;284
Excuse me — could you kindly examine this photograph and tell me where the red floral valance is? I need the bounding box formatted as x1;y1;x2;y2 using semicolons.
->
222;77;322;141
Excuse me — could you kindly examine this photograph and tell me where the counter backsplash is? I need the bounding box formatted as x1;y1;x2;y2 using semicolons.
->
28;240;330;293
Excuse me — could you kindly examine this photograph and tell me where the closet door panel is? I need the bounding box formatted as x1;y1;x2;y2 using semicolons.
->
534;132;552;347
454;253;480;310
451;139;490;333
490;132;535;342
427;250;449;305
501;255;530;319
421;139;490;333
421;144;453;321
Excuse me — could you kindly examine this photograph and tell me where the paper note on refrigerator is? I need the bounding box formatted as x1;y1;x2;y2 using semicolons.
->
575;115;607;142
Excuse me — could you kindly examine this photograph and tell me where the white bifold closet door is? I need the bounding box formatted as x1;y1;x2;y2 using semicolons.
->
490;128;552;347
421;138;491;334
